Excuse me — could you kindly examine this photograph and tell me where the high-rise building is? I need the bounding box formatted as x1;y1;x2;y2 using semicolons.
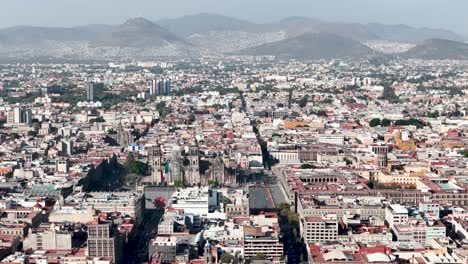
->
22;109;32;125
157;79;164;96
164;78;171;95
85;82;95;101
148;80;157;96
7;107;32;125
7;108;21;124
148;79;171;96
87;223;125;264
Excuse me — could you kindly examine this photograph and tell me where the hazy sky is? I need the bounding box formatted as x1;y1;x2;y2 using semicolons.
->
2;0;467;35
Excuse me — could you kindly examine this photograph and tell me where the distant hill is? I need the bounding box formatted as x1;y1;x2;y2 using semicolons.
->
366;23;464;43
157;13;259;37
276;17;378;41
237;33;377;60
92;18;186;48
0;18;196;59
0;24;114;44
403;39;468;60
0;14;466;60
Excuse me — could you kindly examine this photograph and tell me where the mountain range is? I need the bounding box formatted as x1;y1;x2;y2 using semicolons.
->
0;13;466;60
237;33;377;60
403;39;468;60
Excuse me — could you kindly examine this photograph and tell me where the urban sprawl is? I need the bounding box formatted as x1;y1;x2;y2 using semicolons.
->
0;57;467;264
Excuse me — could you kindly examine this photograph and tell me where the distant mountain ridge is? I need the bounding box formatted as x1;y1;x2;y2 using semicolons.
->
237;33;377;60
403;38;468;60
366;23;464;43
157;13;260;37
0;13;466;60
157;13;465;43
91;17;186;48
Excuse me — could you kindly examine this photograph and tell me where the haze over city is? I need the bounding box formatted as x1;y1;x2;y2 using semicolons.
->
1;0;468;35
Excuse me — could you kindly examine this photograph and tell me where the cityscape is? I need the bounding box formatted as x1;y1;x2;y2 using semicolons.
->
0;1;468;264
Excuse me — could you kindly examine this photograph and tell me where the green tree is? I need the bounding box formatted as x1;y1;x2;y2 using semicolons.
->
89;116;105;123
156;101;171;118
277;203;307;262
27;130;38;137
298;95;309;108
173;180;183;187
369;118;381;127
125;153;149;175
381;118;392;127
379;86;400;103
208;180;219;187
188;114;196;125
300;163;315;169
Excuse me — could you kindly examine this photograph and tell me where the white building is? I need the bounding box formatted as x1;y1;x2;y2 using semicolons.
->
385;204;409;229
318;134;345;145
169;187;219;217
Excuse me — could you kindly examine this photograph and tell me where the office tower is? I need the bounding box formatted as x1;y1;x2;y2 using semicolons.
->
157;79;164;96
148;80;156;96
85;82;94;101
22;109;32;125
7;108;21;124
87;223;124;264
7;107;32;125
164;79;171;95
148;79;171;96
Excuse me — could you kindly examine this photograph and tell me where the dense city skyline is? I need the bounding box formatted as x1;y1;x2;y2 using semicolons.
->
1;0;468;36
0;1;468;264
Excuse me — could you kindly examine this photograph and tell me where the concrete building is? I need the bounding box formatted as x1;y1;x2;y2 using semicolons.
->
87;223;125;264
385;204;409;229
7;108;32;125
169;187;219;216
55;159;68;173
243;215;283;261
318;134;345;145
23;224;72;250
148;79;171;96
148;236;177;263
67;192;143;219
301;216;339;243
86;82;95;101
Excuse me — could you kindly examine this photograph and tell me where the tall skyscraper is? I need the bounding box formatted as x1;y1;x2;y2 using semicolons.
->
148;79;171;97
148;80;156;96
157;79;164;95
164;78;171;95
7;107;32;125
85;82;95;101
22;109;32;125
